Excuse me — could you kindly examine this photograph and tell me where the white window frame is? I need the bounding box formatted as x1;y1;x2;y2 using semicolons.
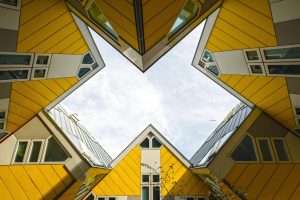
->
0;131;10;142
271;137;291;163
293;106;300;117
33;54;52;67
201;49;215;63
76;66;93;79
152;174;160;183
139;136;151;149
80;52;96;67
260;44;300;62
0;110;7;120
82;192;96;200
0;52;34;68
150;137;162;149
247;63;266;76
142;174;150;184
0;120;6;130
41;136;70;164
0;0;21;10
228;134;260;163
0;67;31;83
27;139;45;164
31;67;49;80
205;63;221;78
97;196;106;200
12;140;31;164
243;48;262;62
256;138;275;163
296;117;300;127
264;62;300;77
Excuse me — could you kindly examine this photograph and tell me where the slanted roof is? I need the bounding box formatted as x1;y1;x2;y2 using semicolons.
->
110;124;191;168
190;103;252;167
49;105;112;168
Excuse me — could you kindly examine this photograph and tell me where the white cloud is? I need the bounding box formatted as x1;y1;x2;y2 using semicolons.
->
62;22;239;159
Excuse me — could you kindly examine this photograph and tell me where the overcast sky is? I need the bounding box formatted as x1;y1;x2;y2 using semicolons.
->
62;22;240;159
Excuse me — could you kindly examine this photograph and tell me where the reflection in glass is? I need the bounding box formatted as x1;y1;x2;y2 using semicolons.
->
29;141;42;162
231;135;257;161
258;139;273;161
14;141;28;162
273;139;289;161
44;137;68;162
264;47;300;60
0;70;28;80
268;64;300;75
0;54;31;65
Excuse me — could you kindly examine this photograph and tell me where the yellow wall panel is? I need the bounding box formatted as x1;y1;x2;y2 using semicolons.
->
39;79;65;96
239;0;273;18
226;75;243;88
265;97;292;116
233;76;257;92
234;164;263;191
53;78;72;91
52;165;74;186
281;118;297;130
256;86;289;110
209;34;234;51
6;122;19;132
0;177;13;200
74;45;90;55
9;166;43;200
93;146;141;196
241;76;273;99
291;185;300;200
225;164;248;185
10;91;42;113
273;108;294;123
7;113;28;126
103;0;135;22
25;81;58;102
219;74;231;83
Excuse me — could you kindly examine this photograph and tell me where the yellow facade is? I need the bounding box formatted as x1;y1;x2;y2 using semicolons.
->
0;164;74;200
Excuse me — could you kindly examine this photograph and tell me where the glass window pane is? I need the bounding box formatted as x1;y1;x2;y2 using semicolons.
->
268;64;300;75
295;107;300;115
0;122;4;129
98;198;105;200
231;135;257;161
88;3;118;39
0;54;31;65
108;198;115;200
0;70;29;80
44;137;68;162
258;139;273;161
29;141;42;162
85;193;95;200
140;137;149;148
153;186;160;200
0;132;9;140
202;50;214;62
273;139;289;161
250;65;263;74
187;198;194;200
34;69;46;78
82;53;94;64
207;65;219;76
169;0;198;38
0;111;5;119
142;175;149;183
264;47;300;60
152;137;162;148
14;141;28;162
36;56;49;65
153;175;160;182
0;0;17;6
78;67;91;78
142;186;149;200
246;51;259;61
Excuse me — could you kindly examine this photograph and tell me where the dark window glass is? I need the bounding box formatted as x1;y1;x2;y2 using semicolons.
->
34;69;46;78
258;139;273;161
0;122;4;129
187;198;195;200
36;56;49;65
0;54;31;65
197;198;206;200
207;65;219;76
0;132;9;140
153;175;160;182
268;64;300;75
250;64;263;74
14;141;28;162
264;47;300;60
85;193;95;200
0;70;28;80
108;198;115;200
0;111;5;119
202;51;214;62
0;0;17;6
88;3;118;39
152;137;162;148
98;198;105;200
82;53;94;64
140;137;149;148
169;0;199;38
273;139;289;161
142;186;149;200
295;107;300;115
142;175;149;182
78;67;91;78
231;135;257;161
44;137;68;162
246;51;259;61
29;141;42;162
153;186;160;200
294;129;300;135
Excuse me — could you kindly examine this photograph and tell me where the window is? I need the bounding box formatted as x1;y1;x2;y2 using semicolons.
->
202;50;214;63
0;69;30;81
245;50;259;61
257;138;274;162
0;54;31;66
153;186;160;200
294;128;300;136
206;64;220;77
140;137;150;148
97;197;105;200
78;67;92;79
108;197;116;200
142;186;149;200
267;63;300;76
0;122;4;129
152;175;160;183
248;63;265;75
28;141;42;163
0;111;5;119
0;131;9;141
152;137;162;148
272;138;290;162
295;107;300;116
169;0;199;39
82;53;94;65
196;197;206;200
35;55;50;66
14;141;29;163
142;175;150;183
88;2;118;40
263;46;300;61
186;197;195;200
85;193;95;200
44;137;68;162
0;0;17;6
231;135;258;162
32;68;47;79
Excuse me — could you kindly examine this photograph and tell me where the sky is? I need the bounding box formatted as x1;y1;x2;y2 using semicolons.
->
61;22;240;159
